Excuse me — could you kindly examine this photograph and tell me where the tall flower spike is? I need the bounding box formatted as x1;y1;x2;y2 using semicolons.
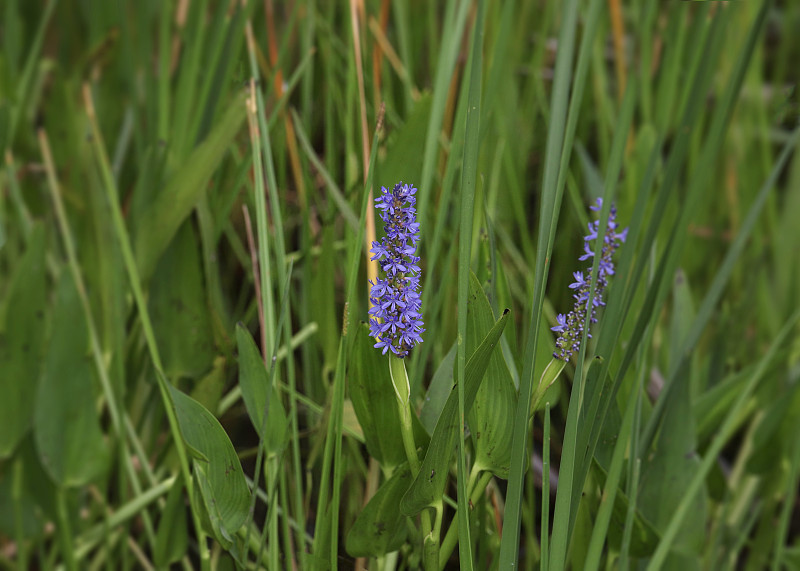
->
552;198;627;361
368;182;425;357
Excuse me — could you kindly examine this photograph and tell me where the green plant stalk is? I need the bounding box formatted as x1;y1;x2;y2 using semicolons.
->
12;457;26;571
455;2;486;568
72;477;177;560
437;470;493;569
82;86;209;570
389;355;435;568
541;403;552;570
55;489;77;571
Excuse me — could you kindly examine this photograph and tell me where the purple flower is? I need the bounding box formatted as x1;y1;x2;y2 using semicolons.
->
368;182;425;357
552;198;627;361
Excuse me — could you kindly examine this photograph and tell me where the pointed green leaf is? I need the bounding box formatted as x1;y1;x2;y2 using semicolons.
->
466;273;517;478
149;222;215;379
35;271;109;487
235;323;288;454
400;308;509;516
377;93;431;187
638;359;706;554
167;382;249;544
420;343;457;434
590;460;661;557
0;224;46;458
345;464;412;558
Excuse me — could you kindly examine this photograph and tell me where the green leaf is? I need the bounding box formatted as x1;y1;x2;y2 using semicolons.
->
590;460;661;557
420;342;457;434
34;271;109;487
134;90;247;279
345;463;412;558
154;474;188;566
638;359;706;555
235;324;288;454
377;93;432;187
745;382;800;475
466;273;517;478
400;307;509;516
167;381;250;545
348;322;408;470
0;224;46;458
149;222;215;379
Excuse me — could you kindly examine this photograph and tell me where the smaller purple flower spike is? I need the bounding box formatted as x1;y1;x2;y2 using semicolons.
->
552;198;627;361
368;182;425;358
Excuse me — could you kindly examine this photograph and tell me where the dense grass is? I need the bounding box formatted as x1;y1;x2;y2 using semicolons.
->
1;1;800;569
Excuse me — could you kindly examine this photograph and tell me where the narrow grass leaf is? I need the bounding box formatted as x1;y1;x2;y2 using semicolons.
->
499;0;583;564
236;324;288;454
154;473;189;567
455;2;486;567
134;90;247;279
646;310;800;569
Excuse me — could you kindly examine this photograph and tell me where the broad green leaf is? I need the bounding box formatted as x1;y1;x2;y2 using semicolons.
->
154;474;188;566
191;355;227;414
377;93;432;188
0;437;52;539
235;324;288;454
638;359;706;555
167;382;249;545
400;308;509;516
0;224;46;458
466;273;517;478
34;271;109;487
311;224;339;368
590;460;661;557
348;322;408;470
149;222;215;379
420;342;457;434
134;90;247;279
345;463;412;558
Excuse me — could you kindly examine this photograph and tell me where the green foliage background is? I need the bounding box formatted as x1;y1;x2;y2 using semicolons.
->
1;0;799;569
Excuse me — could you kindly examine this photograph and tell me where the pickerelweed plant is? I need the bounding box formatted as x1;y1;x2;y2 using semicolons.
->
535;198;628;409
367;181;436;566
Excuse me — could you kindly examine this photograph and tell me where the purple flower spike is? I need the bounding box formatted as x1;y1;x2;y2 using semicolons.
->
368;182;425;358
553;198;627;361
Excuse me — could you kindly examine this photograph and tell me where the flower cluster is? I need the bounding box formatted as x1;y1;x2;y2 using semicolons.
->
551;198;627;361
368;182;425;357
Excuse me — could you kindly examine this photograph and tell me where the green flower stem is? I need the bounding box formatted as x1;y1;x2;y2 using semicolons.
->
388;355;435;569
437;470;494;569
